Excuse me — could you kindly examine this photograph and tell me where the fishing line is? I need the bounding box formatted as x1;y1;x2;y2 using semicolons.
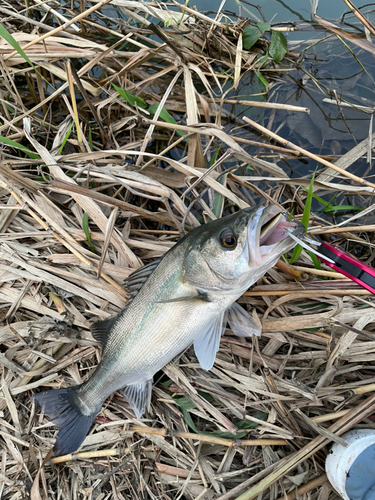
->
303;235;321;246
286;230;335;263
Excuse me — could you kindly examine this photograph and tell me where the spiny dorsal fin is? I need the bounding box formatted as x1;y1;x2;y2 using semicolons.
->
91;315;118;349
123;257;162;299
92;259;163;348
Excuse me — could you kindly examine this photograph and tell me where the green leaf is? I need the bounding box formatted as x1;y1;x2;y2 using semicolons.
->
0;135;40;159
269;31;288;63
297;302;328;311
243;26;262;50
173;396;196;411
148;103;184;137
182;408;197;431
257;22;271;33
257;70;269;87
82;212;96;253
173;394;254;438
301;174;314;230
243;22;270;50
164;16;173;27
160;379;173;388
255;53;269;87
172;395;197;430
324;205;362;213
58;121;74;155
290;172;315;264
210;146;221;167
309;191;330;207
0;23;35;68
111;83;147;109
307;250;322;270
203;429;249;439
5;103;15;113
198;390;214;403
236;412;268;429
88;126;93;152
289;244;303;264
212;174;227;219
210;147;225;219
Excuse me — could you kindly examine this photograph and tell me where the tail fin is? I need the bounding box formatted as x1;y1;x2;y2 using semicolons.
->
32;387;99;456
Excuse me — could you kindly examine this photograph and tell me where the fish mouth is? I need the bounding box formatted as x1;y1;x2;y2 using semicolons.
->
244;205;305;265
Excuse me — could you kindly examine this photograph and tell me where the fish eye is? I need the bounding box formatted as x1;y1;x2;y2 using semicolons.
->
220;231;237;249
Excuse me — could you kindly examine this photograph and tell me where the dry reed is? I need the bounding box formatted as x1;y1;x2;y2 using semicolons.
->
0;1;375;499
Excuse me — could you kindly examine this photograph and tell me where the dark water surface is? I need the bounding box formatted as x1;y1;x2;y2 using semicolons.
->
195;0;351;26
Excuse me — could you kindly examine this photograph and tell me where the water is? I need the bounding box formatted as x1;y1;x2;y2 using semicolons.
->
199;0;351;25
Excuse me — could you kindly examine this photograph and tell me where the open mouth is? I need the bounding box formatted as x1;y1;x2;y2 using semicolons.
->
243;205;305;266
258;208;303;252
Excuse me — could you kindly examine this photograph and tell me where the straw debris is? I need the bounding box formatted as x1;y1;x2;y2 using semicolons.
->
1;1;375;499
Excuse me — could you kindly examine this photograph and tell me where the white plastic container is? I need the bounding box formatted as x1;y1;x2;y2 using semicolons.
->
326;429;375;500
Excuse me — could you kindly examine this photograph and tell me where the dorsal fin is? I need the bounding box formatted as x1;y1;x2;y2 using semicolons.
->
123;257;162;300
92;258;163;348
91;315;118;348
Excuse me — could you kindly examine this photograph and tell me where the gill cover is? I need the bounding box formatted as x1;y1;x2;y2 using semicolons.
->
181;207;256;292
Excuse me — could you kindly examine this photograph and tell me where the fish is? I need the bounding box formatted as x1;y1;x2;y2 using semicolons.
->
32;204;304;456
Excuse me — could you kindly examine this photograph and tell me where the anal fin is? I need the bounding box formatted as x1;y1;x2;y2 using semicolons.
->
120;379;153;419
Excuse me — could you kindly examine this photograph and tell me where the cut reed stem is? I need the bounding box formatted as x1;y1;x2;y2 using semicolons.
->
130;426;287;447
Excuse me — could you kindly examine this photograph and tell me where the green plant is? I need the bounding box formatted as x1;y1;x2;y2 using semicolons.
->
243;23;288;63
112;84;184;136
0;135;40;159
82;212;96;253
290;174;318;267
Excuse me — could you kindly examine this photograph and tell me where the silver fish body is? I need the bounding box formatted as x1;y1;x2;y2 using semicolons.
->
33;205;304;456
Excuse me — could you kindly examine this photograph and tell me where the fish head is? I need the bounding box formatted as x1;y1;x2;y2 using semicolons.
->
181;205;304;293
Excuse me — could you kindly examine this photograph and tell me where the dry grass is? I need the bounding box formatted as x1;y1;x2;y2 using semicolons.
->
1;1;375;499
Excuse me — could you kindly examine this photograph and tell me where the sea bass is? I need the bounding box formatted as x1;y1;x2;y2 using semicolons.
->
33;205;304;456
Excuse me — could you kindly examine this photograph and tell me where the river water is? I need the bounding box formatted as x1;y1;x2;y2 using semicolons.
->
195;0;351;27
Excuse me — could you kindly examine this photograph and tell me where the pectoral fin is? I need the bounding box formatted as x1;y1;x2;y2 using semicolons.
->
157;290;211;304
120;379;153;419
227;302;261;337
194;313;225;370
